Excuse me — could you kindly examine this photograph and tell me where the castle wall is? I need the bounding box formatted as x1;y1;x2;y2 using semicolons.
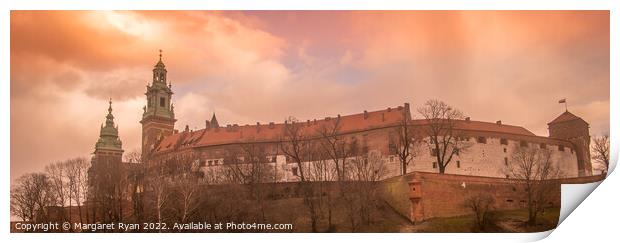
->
380;172;603;222
150;124;583;183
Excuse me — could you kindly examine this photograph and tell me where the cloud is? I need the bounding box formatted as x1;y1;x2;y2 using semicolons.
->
10;11;609;184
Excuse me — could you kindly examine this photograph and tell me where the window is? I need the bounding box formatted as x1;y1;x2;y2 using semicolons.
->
199;160;206;167
160;97;165;107
208;160;212;166
455;149;460;156
292;167;298;176
503;148;507;153
388;141;397;154
477;136;487;144
432;162;437;169
506;199;514;203
389;156;394;162
456;160;461;168
558;145;565;151
500;138;508;145
540;143;547;149
505;175;510;179
520;141;528;147
504;157;508;166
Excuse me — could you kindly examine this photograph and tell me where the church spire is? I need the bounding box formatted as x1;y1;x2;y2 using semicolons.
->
153;49;167;85
105;98;115;126
210;113;220;128
95;98;123;151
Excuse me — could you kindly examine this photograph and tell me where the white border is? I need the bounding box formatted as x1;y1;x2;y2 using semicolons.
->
1;1;615;242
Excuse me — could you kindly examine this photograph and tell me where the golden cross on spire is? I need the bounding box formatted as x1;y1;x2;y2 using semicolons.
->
159;49;163;60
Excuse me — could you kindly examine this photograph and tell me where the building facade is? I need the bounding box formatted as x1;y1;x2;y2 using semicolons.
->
136;55;592;183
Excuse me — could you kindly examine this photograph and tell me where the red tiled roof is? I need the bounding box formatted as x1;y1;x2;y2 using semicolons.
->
153;106;408;154
548;111;587;125
409;119;536;136
152;105;550;154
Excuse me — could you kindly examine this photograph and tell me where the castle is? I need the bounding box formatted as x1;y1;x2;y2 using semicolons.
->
90;53;593;189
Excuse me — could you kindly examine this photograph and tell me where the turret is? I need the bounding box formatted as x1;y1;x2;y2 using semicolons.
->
548;111;592;176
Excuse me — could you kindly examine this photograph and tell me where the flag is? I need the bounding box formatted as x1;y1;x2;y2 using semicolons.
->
558;99;566;104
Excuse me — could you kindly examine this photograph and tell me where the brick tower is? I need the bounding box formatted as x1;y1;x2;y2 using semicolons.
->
548;111;592;176
140;50;176;158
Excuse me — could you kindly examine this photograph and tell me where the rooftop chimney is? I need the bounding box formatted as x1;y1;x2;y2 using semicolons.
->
465;117;471;122
307;120;311;126
496;120;502;125
269;122;275;129
256;122;261;132
363;110;369;119
325;117;331;121
387;107;392;112
184;125;189;132
205;120;211;129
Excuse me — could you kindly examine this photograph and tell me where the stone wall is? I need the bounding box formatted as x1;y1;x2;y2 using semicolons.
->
380;172;604;222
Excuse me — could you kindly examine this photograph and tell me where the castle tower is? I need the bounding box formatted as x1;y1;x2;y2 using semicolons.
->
548;111;592;176
140;50;176;157
88;99;125;222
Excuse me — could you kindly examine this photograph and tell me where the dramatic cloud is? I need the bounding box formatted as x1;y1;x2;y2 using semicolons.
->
10;11;609;183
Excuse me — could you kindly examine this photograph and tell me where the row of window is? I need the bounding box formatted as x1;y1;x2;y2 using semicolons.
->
477;137;571;152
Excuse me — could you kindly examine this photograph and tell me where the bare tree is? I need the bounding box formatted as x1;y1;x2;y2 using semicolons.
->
391;110;420;175
169;154;201;224
463;193;495;231
280;116;313;182
508;146;560;226
240;143;277;222
592;134;610;177
10;173;55;222
280;117;328;231
147;159;171;231
45;162;70;221
343;150;386;230
122;151;146;223
316;116;356;181
66;157;89;224
418;99;469;174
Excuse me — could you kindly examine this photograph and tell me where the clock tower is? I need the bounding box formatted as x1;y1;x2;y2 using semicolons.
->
140;50;176;158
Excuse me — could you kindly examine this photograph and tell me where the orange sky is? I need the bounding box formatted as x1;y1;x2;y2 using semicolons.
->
10;11;610;182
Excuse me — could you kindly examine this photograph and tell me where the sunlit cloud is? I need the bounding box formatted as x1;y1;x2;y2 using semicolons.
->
10;10;609;183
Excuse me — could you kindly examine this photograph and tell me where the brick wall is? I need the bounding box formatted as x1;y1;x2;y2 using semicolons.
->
380;172;603;222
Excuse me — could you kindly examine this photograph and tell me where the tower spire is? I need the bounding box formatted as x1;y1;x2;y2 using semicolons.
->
108;97;112;114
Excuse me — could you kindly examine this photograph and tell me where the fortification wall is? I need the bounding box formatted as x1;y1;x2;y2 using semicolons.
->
380;172;603;222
